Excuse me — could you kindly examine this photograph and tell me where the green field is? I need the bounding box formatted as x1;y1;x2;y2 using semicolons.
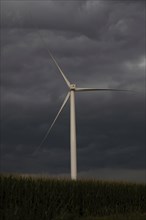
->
0;174;146;220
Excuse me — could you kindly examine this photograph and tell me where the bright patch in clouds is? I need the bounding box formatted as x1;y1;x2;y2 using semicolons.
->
125;57;146;70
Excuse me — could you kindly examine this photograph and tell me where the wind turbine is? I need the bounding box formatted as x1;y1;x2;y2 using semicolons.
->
37;51;128;180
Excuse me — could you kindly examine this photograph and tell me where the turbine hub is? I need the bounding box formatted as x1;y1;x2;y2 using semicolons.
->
70;84;76;90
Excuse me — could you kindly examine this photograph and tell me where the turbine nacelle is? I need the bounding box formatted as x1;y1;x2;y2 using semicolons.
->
70;84;76;90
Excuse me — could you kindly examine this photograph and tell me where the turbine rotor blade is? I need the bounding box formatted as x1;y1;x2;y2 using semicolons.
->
75;88;130;92
33;92;70;155
49;50;71;87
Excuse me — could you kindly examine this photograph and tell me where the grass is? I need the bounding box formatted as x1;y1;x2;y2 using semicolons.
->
0;174;146;220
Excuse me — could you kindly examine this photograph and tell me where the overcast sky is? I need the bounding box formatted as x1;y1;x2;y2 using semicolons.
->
0;0;145;182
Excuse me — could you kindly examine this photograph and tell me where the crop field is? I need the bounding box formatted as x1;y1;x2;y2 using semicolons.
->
0;174;146;220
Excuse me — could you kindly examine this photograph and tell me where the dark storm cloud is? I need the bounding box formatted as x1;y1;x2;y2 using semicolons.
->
0;0;145;182
1;0;109;36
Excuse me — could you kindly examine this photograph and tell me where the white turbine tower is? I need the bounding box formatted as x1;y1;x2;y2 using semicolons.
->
37;51;128;180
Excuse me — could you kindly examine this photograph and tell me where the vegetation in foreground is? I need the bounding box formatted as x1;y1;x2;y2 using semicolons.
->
0;174;146;220
55;212;146;220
